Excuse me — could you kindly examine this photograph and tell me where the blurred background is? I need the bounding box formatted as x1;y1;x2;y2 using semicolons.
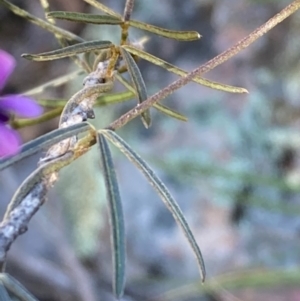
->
1;0;300;300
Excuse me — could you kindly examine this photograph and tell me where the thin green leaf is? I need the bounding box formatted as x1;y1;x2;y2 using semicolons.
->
0;283;11;301
22;40;112;61
47;11;123;25
123;45;249;94
0;123;91;171
129;20;200;41
35;98;67;107
23;70;84;96
154;103;188;122
0;0;83;43
101;130;206;282
97;90;135;106
38;91;135;108
120;48;151;128
116;73;187;121
0;274;38;301
158;269;300;301
5;151;75;219
11;107;63;129
39;0;51;16
84;0;122;18
97;133;126;298
37;90;135;108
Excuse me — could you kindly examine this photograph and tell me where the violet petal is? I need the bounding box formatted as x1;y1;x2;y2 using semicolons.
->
0;124;21;157
0;95;43;117
0;50;16;91
0;110;10;122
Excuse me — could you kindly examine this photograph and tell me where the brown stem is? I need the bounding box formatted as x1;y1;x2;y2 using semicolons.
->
108;0;300;131
123;0;135;22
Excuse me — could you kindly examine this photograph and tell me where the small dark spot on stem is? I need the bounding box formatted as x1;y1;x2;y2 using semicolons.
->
19;226;28;234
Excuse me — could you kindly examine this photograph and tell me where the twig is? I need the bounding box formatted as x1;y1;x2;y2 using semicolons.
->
123;0;135;22
108;0;300;130
0;60;114;269
0;184;47;270
0;0;299;278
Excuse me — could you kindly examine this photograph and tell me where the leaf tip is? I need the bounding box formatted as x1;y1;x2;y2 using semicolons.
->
141;119;151;128
201;271;206;283
46;12;55;20
21;53;31;60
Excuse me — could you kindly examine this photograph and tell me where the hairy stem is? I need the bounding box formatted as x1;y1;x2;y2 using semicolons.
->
108;0;300;130
123;0;135;21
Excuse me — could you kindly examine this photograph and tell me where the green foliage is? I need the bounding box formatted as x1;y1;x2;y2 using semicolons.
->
100;129;206;281
22;40;113;61
97;133;126;297
120;47;151;128
1;0;300;300
0;274;38;301
0;122;91;171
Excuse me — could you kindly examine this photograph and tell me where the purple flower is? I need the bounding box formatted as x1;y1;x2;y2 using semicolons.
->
0;50;43;157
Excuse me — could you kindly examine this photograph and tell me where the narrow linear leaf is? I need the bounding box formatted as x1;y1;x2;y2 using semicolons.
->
97;90;135;106
0;274;38;301
47;11;122;25
12;107;63;129
84;0;122;18
120;48;151;128
155;103;188;122
123;45;248;94
116;73;187;121
24;69;84;96
22;40;112;61
5;151;75;219
32;98;67;108
0;283;11;301
129;20;200;41
37;90;135;108
101;130;206;282
56;33;92;73
0;122;91;171
97;133;126;298
0;0;83;43
38;90;135;108
159;269;300;301
39;0;51;16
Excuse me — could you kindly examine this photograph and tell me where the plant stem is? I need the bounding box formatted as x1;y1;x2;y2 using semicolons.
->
11;107;62;129
108;0;300;130
123;0;135;21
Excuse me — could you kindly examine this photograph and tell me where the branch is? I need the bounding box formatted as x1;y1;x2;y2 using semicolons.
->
1;0;299;275
108;0;300;130
123;0;135;22
0;61;114;269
